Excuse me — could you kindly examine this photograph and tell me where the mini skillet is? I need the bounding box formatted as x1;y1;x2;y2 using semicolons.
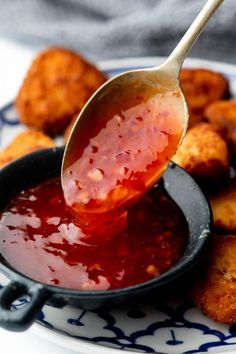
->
0;147;211;331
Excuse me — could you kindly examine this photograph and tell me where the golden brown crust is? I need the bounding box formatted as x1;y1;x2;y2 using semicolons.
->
173;123;229;181
205;99;236;155
209;179;236;232
180;68;229;127
0;130;55;168
191;234;236;324
16;47;107;135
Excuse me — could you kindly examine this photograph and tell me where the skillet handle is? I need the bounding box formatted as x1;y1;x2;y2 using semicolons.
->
0;281;49;331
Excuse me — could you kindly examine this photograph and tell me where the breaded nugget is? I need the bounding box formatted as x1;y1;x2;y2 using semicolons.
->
191;234;236;324
0;130;55;168
180;68;229;127
173;123;229;181
16;48;107;135
205;100;236;155
209;179;236;232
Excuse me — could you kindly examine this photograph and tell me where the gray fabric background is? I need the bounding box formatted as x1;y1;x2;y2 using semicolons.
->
0;0;235;63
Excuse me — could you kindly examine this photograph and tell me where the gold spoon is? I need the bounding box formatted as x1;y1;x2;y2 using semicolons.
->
62;0;223;216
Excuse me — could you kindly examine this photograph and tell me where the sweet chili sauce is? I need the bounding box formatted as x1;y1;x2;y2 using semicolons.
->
0;179;188;290
62;76;186;243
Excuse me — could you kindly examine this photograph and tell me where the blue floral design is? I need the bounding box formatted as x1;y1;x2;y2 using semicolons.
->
36;310;54;329
63;298;236;353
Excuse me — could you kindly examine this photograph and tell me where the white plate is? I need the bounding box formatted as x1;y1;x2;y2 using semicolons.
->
0;57;236;354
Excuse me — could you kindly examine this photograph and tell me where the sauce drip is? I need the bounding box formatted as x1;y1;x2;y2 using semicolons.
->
0;179;188;290
62;76;185;242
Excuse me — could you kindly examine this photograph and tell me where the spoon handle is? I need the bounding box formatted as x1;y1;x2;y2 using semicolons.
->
163;0;224;75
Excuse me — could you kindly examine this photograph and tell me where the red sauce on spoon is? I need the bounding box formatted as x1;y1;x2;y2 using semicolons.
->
62;78;185;242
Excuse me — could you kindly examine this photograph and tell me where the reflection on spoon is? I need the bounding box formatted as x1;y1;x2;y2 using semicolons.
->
62;0;223;241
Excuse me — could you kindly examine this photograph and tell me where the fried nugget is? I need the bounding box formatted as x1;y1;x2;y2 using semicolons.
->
16;48;107;135
205;100;236;155
209;179;236;232
191;234;236;324
173;123;229;182
0;130;55;168
180;68;229;127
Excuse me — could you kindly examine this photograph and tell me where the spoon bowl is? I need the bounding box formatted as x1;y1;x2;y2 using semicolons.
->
62;0;223;218
62;67;187;216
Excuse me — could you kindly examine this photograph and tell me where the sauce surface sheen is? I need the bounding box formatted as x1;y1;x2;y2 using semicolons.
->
0;179;188;290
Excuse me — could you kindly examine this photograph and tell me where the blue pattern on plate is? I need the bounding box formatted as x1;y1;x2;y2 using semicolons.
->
60;299;236;353
0;63;236;354
0;102;19;125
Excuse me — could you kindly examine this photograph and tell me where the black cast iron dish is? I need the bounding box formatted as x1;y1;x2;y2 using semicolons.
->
0;147;212;332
